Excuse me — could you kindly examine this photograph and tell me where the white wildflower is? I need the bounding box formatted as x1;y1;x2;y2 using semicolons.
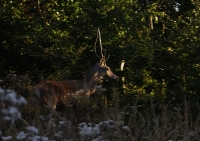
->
4;90;17;105
1;107;21;122
17;96;27;105
40;137;49;141
26;126;38;134
2;136;12;141
16;131;26;140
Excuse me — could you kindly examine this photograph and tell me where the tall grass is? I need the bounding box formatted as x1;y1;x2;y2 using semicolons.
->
0;75;200;141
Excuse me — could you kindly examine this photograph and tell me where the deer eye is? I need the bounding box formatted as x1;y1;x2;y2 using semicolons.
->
106;67;110;70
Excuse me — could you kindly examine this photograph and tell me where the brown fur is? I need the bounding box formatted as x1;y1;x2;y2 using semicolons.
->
31;60;118;110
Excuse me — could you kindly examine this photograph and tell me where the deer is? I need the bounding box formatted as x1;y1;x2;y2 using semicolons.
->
31;29;119;111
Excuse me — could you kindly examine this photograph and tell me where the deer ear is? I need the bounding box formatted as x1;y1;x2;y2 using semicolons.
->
99;57;106;66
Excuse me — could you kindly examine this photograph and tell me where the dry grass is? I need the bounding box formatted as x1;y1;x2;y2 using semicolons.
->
1;80;200;141
124;97;200;141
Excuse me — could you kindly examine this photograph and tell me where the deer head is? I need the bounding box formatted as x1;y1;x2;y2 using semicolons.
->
93;28;119;81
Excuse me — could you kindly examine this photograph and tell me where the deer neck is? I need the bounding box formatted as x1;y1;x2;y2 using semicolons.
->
78;66;102;95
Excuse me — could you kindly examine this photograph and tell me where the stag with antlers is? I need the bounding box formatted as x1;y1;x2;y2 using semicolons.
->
31;29;119;111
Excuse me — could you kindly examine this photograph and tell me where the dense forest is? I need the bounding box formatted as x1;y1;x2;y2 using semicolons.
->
0;0;200;140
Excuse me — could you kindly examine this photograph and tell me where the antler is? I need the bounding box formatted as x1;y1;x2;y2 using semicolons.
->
94;29;100;59
97;28;103;58
94;28;104;60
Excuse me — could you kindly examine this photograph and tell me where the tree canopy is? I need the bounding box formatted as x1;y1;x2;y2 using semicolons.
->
1;0;200;114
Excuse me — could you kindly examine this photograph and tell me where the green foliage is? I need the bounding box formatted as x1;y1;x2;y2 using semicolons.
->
0;0;200;117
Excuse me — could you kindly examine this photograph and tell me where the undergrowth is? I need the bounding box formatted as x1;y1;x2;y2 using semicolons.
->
0;75;200;141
